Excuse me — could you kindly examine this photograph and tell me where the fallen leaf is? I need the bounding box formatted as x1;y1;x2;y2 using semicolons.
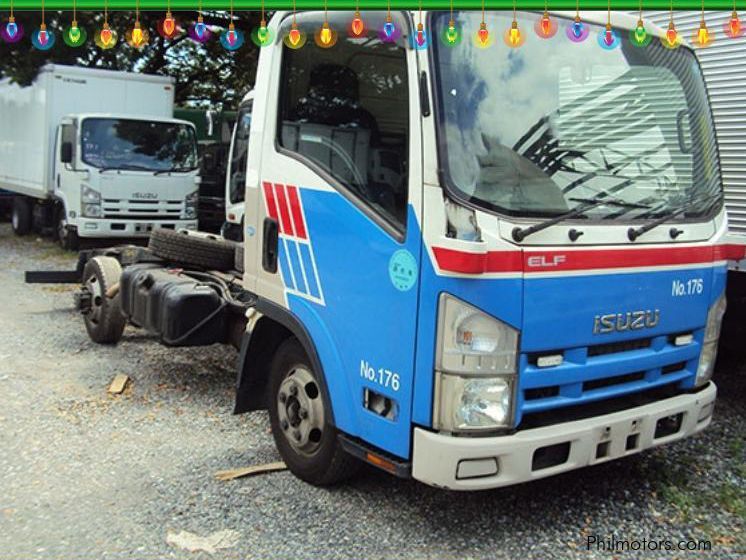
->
166;529;240;554
215;461;287;481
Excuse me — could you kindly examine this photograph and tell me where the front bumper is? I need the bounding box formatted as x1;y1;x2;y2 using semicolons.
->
73;218;198;238
412;382;716;491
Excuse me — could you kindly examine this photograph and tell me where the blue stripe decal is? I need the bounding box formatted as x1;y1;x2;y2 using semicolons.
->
299;242;320;300
285;238;307;295
278;239;295;291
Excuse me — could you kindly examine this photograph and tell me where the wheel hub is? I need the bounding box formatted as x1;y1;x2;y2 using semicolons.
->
277;367;324;456
83;274;104;323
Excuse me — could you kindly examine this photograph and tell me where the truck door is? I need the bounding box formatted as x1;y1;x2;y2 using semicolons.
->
54;123;79;215
255;11;422;459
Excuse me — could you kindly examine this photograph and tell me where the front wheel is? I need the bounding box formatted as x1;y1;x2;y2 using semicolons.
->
56;206;79;251
268;338;359;486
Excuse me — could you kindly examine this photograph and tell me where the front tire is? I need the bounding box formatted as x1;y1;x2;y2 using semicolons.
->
81;256;126;344
56;206;79;251
268;338;359;486
11;197;32;235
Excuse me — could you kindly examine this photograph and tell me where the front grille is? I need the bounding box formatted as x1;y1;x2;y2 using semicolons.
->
587;338;651;357
517;331;702;426
102;198;183;220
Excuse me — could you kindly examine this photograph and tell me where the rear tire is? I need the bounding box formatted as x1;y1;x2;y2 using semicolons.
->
11;197;32;235
82;256;126;344
148;228;236;270
268;338;360;486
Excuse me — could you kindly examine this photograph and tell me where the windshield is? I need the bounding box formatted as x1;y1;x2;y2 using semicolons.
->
431;11;722;221
81;118;198;171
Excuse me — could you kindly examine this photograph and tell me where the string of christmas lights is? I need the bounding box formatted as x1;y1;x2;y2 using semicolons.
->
2;4;744;51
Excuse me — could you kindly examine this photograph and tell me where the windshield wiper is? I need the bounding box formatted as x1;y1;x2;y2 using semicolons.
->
627;192;722;241
512;196;650;242
153;166;199;176
98;164;154;174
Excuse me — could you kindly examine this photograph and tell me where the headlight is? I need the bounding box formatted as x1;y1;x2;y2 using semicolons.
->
433;294;519;432
81;185;100;204
82;204;102;218
81;186;101;217
696;293;726;386
184;190;198;219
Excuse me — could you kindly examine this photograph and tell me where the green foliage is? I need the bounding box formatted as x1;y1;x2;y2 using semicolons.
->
0;10;262;110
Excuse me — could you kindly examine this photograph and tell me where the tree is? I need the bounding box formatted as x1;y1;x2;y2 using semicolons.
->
0;10;263;110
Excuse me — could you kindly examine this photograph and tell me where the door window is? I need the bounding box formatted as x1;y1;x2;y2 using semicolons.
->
229;102;253;204
276;11;410;232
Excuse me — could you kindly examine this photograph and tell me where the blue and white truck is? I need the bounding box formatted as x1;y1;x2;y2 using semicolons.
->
74;10;735;490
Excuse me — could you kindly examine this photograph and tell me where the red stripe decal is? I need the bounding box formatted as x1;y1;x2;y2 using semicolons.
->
262;181;279;221
286;185;307;240
274;183;294;236
433;244;741;275
432;247;522;274
715;244;746;261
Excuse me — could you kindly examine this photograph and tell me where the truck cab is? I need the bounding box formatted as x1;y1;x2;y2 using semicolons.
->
54;113;200;247
222;90;254;241
235;9;725;489
78;10;727;491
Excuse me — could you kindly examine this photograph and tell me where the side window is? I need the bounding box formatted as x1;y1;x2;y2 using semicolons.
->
229;102;253;204
277;11;410;232
61;123;76;160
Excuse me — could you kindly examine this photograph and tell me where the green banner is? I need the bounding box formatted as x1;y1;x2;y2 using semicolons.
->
5;1;743;9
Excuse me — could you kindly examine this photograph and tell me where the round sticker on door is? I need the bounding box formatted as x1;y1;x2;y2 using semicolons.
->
389;249;417;292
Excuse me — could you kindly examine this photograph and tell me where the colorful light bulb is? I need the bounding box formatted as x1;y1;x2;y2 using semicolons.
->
603;24;614;46
6;17;17;39
132;22;144;46
572;18;583;38
477;21;489;46
351;11;364;36
666;21;678;46
100;25;113;46
383;17;395;38
319;22;332;45
37;23;48;46
729;11;742;36
68;22;80;42
195;15;207;39
227;23;237;46
508;20;520;46
446;20;458;44
696;20;710;46
163;12;176;36
257;20;268;43
415;22;426;47
288;24;301;46
634;20;646;43
540;11;551;36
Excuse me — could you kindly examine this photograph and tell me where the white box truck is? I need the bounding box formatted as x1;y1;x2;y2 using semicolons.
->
0;65;200;249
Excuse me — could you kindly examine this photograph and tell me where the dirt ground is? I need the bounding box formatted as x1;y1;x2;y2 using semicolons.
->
0;223;743;559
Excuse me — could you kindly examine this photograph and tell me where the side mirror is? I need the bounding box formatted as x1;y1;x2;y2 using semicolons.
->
61;142;73;164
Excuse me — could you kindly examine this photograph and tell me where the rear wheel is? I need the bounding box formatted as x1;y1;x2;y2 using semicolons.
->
11;197;32;235
81;256;126;344
268;338;360;486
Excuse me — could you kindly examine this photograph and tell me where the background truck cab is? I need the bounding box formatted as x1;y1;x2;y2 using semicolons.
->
0;65;200;249
232;10;725;489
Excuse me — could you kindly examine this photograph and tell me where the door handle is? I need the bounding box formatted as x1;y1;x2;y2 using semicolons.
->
262;217;279;273
56;174;60;189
